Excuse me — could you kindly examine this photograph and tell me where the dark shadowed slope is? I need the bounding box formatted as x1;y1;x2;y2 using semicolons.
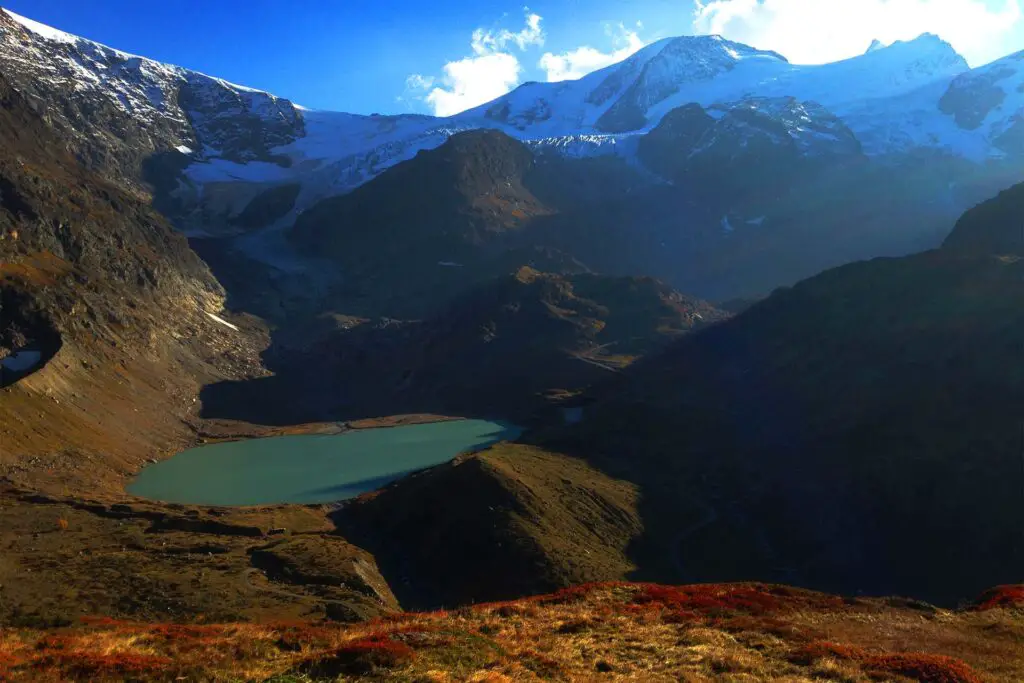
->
198;266;728;425
943;181;1024;254
332;185;1024;608
544;244;1024;604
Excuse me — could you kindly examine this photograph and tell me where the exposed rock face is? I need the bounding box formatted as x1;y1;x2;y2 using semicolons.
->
940;52;1024;129
593;36;788;133
0;8;303;192
940;66;1011;130
639;97;863;205
938;50;1024;156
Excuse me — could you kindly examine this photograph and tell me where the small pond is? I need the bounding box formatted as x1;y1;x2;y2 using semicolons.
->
2;349;42;372
127;419;521;506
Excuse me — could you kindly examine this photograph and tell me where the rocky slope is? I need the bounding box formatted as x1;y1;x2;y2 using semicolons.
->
638;97;865;208
939;49;1024;156
0;9;302;174
0;66;268;493
0;66;378;629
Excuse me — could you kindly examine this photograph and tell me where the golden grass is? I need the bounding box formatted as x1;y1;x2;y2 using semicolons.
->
1;583;1019;682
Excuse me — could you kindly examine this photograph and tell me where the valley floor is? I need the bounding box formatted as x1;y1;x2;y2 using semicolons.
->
1;582;1021;682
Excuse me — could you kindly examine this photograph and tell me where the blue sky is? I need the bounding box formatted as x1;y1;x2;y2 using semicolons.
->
6;0;1023;116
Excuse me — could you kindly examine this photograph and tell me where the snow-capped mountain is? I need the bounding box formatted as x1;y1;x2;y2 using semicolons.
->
464;33;969;137
939;50;1024;156
1;6;1021;236
638;97;864;198
0;9;303;171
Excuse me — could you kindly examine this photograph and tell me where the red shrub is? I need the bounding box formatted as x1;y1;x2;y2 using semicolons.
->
862;654;983;683
633;583;784;621
300;633;415;677
974;585;1024;611
533;582;626;605
336;634;414;662
34;634;76;652
274;623;336;651
795;641;983;683
0;650;24;674
44;652;173;677
470;582;628;613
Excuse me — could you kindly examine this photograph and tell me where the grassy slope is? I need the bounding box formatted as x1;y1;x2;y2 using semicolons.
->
335;444;643;609
1;583;1021;681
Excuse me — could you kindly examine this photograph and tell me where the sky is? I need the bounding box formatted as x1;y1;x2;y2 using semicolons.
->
6;0;1023;116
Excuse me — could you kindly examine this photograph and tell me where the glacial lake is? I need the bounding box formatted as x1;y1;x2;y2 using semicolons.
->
127;419;521;506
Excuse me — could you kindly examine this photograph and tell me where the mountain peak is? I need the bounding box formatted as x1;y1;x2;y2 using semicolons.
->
2;7;80;44
666;33;790;64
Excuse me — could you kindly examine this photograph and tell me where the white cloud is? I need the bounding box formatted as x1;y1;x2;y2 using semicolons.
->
539;23;647;82
406;10;545;117
692;0;1023;67
405;74;435;90
473;12;545;54
425;53;523;116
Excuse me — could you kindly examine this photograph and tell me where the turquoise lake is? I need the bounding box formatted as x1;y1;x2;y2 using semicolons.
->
127;419;521;506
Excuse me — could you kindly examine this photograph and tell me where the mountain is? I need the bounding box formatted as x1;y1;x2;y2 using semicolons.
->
939;50;1024;156
335;444;644;608
637;97;864;207
198;265;727;425
330;185;1024;609
3;6;1019;239
943;180;1024;253
0;62;266;492
0;9;303;178
4;8;1020;316
328;267;727;419
465;32;968;138
286;129;558;317
537;197;1024;603
287;116;1007;309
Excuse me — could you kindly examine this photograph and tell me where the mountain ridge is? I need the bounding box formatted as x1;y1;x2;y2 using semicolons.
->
2;4;1018;229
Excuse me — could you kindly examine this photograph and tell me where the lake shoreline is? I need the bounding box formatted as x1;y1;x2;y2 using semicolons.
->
189;413;467;446
127;418;523;507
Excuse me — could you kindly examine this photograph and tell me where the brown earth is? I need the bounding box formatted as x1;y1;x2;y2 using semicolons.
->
0;481;400;627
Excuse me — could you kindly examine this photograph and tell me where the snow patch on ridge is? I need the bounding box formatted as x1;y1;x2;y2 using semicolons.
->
5;9;77;44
